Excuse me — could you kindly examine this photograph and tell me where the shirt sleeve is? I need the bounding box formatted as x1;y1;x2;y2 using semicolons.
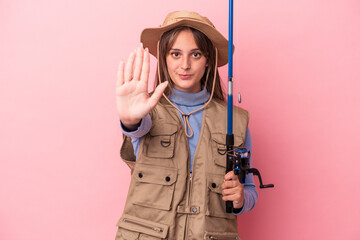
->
234;128;259;215
120;114;152;158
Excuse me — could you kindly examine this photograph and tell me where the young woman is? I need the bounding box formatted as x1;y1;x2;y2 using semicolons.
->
116;11;257;240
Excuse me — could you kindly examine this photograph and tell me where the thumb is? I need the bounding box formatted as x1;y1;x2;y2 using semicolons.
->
148;81;169;109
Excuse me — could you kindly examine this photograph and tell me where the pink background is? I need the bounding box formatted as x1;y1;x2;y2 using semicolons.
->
1;0;359;239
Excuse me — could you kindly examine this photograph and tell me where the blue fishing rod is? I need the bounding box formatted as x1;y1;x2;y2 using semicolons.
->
225;0;235;214
225;0;274;213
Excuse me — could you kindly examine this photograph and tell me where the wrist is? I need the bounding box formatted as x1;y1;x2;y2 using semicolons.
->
233;199;244;213
120;119;142;132
233;206;243;214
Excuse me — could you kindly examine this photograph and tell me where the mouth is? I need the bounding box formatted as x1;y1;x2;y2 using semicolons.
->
178;74;192;80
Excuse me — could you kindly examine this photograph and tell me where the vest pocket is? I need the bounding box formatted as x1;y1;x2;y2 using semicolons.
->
132;164;177;211
116;214;169;239
143;122;178;159
206;175;236;220
211;133;243;168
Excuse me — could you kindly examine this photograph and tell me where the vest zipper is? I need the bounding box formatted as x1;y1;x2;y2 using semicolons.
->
174;108;195;240
185;154;196;239
188;173;192;205
207;235;238;240
184;140;193;239
184;167;192;239
122;218;163;233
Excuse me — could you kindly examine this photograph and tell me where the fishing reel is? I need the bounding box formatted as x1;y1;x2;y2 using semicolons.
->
227;147;274;188
225;146;274;213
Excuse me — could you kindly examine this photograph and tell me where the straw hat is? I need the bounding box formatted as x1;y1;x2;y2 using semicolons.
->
140;11;231;67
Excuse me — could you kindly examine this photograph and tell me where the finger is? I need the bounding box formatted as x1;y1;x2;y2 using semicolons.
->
140;48;150;84
222;192;240;201
133;45;144;81
117;60;125;86
222;193;238;201
222;185;243;196
222;188;244;203
221;180;234;190
224;171;236;181
124;51;135;82
222;193;243;204
222;178;241;189
148;81;168;109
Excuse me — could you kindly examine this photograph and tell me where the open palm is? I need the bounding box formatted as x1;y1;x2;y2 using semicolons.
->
116;45;168;127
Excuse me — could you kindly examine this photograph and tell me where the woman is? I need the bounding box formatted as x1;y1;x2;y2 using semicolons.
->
116;11;257;240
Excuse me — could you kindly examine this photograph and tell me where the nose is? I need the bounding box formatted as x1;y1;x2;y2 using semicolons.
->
181;56;191;70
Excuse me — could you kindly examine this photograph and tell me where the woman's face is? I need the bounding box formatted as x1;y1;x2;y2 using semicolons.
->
166;29;208;93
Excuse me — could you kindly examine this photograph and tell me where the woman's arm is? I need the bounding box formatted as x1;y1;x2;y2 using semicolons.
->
120;114;152;158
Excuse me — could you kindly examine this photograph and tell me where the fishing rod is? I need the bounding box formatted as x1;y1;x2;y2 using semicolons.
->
225;0;274;213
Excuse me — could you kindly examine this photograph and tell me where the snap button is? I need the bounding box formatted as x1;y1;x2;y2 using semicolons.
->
212;183;217;188
191;207;197;213
165;176;171;182
138;173;143;178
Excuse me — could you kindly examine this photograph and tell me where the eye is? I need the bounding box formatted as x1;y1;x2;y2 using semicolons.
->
170;52;180;58
192;52;202;58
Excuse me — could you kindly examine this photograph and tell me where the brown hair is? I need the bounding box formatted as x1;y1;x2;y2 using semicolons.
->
155;26;224;101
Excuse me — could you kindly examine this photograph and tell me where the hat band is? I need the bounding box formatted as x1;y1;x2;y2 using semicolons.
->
162;17;214;28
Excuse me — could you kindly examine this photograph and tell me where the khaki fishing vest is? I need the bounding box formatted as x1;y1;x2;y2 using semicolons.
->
116;97;249;240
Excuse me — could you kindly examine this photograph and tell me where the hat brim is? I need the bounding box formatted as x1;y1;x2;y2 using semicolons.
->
140;19;232;67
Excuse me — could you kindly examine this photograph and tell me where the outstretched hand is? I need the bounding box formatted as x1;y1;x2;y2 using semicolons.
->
116;44;168;129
